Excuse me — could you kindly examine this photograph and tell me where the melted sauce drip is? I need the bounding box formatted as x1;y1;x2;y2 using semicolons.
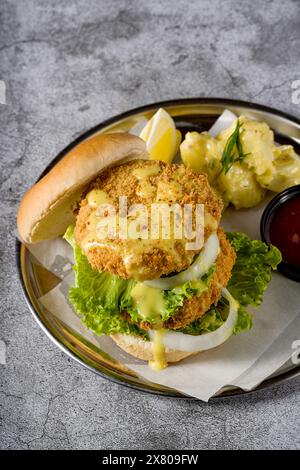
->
269;195;300;267
149;330;167;371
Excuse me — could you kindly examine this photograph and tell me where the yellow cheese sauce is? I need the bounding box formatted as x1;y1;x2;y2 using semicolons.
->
82;188;194;279
82;184;213;280
130;282;165;322
82;215;186;279
122;237;186;278
128;283;168;369
132;165;161;199
132;165;161;180
87;189;112;207
149;329;167;371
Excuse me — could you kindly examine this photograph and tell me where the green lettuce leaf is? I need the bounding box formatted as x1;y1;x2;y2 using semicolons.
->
64;226;147;338
226;232;282;307
233;304;253;334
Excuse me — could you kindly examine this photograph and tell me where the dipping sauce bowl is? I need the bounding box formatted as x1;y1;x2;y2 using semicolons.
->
260;185;300;282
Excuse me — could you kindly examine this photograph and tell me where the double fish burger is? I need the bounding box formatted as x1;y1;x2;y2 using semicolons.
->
18;133;281;370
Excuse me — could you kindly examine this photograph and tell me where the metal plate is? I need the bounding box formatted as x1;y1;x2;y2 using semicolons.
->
17;98;300;399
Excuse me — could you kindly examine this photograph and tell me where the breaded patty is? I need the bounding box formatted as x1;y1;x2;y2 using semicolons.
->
75;159;223;281
124;229;236;330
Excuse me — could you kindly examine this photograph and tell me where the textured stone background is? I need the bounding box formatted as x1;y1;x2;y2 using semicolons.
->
0;0;300;450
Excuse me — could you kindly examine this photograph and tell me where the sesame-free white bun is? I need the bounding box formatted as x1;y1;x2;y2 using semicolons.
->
111;333;194;363
17;133;148;243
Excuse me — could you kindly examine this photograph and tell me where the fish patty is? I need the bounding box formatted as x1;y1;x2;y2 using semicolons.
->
75;159;223;281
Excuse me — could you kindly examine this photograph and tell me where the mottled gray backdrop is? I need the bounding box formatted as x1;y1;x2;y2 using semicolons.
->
0;0;299;450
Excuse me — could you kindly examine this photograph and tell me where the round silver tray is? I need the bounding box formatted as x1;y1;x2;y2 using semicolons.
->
17;98;300;399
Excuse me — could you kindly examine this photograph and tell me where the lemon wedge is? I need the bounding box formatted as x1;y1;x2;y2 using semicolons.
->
140;108;181;163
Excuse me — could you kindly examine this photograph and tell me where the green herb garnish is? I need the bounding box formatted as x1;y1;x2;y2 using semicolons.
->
220;120;248;174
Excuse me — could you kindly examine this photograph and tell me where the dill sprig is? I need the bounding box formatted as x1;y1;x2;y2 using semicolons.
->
220;120;248;174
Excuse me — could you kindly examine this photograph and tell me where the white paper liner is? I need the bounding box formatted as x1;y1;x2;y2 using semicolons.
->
23;110;300;401
231;314;300;391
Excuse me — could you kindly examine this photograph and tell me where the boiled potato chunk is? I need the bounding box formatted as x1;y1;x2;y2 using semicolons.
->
217;116;275;183
258;145;300;192
240;118;275;183
216;163;266;210
180;132;221;182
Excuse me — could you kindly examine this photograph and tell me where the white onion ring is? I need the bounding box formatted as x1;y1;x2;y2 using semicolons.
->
150;288;238;353
144;233;220;290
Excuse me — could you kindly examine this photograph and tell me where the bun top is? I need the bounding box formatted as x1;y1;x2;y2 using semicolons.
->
17;132;148;243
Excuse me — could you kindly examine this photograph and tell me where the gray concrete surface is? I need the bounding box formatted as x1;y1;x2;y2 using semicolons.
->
0;0;300;450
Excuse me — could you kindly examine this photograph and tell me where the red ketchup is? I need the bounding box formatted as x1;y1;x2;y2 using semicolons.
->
269;195;300;267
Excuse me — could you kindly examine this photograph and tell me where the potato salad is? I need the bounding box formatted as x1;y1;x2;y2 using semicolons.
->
180;116;300;209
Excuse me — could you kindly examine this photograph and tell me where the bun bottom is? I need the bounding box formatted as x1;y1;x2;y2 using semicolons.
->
111;333;195;364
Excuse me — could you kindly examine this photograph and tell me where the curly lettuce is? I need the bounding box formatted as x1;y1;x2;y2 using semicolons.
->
226;232;281;307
